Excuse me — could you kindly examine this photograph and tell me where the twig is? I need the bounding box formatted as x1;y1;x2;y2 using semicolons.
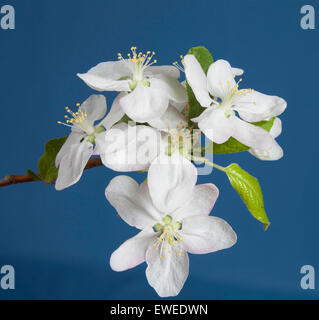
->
0;174;34;187
0;158;103;188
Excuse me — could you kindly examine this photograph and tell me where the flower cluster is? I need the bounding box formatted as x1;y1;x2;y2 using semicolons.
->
55;46;287;297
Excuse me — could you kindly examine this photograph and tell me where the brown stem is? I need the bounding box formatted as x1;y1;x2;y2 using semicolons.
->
0;158;103;188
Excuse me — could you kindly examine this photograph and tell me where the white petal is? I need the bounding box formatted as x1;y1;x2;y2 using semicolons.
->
144;65;180;79
184;55;212;107
165;79;187;112
249;139;283;161
232;67;244;76
150;76;187;104
231;116;275;150
192;108;233;144
173;184;219;221
148;152;197;213
55;140;93;191
145;243;189;297
100;93;125;130
55;131;85;167
170;99;188;112
110;228;156;272
248;117;283;160
234;90;287;122
78;73;130;92
207;59;236;100
81;94;107;124
105;175;162;229
88;60;132;79
180;216;237;254
96;123;160;172
77;61;131;92
148;104;187;131
269;117;282;138
119;83;169;122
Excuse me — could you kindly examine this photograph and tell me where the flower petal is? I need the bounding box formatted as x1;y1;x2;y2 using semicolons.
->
167;81;187;112
105;175;162;229
234;90;287;122
100;93;125;130
192;108;233;144
232;67;244;76
78;73;130;92
144;65;180;79
269;117;282;138
145;243;189;297
207;59;236;100
88;60;132;79
96;123;160;172
77;61;131;92
55;140;93;191
173;184;219;221
180;216;237;254
184;54;212;107
248;117;283;160
55;131;85;167
170;99;188;112
148;104;187;131
249;139;283;161
148;151;197;213
119;82;169;122
81;94;107;124
110;228;156;272
231;116;275;150
150;76;187;104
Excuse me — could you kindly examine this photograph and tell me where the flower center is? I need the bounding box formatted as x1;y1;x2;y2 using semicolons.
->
217;77;256;118
219;99;235;118
172;55;185;72
153;215;183;259
165;124;201;157
58;104;95;135
58;103;104;142
117;46;157;90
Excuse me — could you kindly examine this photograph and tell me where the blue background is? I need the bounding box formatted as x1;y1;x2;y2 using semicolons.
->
0;0;317;299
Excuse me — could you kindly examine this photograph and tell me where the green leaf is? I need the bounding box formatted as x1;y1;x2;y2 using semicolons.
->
225;163;270;230
206;117;276;154
187;46;214;74
38;137;67;183
116;114;133;125
26;169;42;181
208;137;249;154
253;117;276;132
185;46;214;126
